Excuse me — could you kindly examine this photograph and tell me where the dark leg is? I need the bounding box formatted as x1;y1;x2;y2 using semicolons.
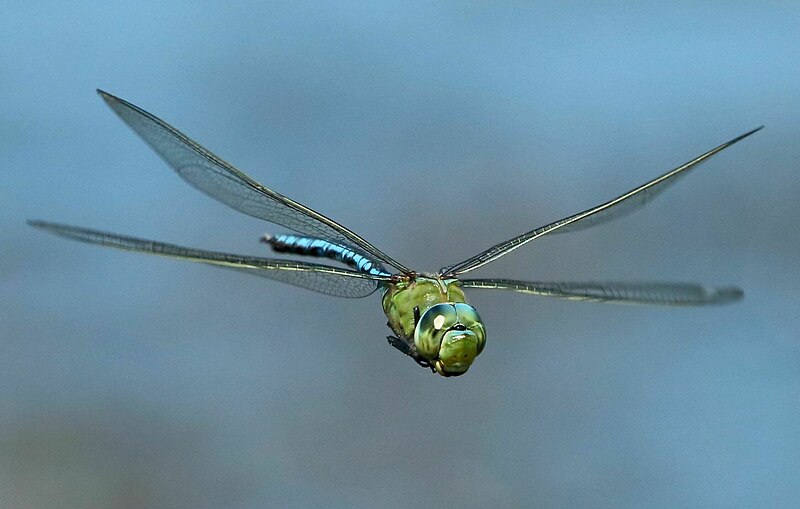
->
386;336;433;371
387;335;411;356
386;309;435;373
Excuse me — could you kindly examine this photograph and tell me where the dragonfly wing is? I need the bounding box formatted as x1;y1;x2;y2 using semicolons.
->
459;278;742;305
29;220;390;298
442;127;762;276
98;90;410;275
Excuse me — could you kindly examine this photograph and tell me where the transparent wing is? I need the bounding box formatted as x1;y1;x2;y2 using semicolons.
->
28;220;391;298
459;279;742;305
98;90;411;275
442;127;763;276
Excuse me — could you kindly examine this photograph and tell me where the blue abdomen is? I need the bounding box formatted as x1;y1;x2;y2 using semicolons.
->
265;234;389;276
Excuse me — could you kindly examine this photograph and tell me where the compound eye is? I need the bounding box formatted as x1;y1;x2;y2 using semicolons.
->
454;303;481;326
419;303;458;332
414;304;458;360
454;303;486;355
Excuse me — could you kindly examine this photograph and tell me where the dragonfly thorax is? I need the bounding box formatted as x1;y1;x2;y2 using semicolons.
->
382;276;486;376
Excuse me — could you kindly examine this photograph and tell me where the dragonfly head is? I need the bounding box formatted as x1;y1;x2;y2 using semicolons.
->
414;303;486;377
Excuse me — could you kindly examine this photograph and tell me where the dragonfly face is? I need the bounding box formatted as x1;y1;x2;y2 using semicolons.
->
414;303;486;377
380;276;486;376
29;90;759;378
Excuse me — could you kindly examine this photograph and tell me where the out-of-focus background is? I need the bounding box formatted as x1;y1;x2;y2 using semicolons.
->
2;2;798;508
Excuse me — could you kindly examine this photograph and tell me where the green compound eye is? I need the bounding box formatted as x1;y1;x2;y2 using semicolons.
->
414;303;459;360
453;303;486;355
414;303;487;376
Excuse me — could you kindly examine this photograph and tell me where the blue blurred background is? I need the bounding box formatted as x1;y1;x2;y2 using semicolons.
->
3;2;799;508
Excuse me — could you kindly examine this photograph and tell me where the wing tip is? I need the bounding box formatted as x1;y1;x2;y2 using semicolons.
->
728;125;764;146
27;219;49;229
705;286;744;304
27;219;73;238
96;89;132;113
96;88;114;102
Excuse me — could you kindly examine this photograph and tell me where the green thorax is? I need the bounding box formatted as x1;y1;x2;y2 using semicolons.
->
381;276;467;339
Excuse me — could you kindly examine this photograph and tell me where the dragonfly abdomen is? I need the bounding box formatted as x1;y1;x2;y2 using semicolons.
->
265;234;388;276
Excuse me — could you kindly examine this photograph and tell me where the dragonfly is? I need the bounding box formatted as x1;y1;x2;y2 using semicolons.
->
29;90;762;377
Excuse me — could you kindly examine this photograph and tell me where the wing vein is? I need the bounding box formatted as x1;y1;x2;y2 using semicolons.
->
28;220;389;298
459;279;743;305
442;127;762;276
97;89;410;275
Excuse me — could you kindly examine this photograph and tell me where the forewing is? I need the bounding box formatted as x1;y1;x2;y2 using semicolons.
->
29;220;389;298
459;279;742;305
442;127;762;276
98;90;410;275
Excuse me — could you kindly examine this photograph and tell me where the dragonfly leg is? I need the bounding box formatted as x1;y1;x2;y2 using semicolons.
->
386;336;434;372
386;309;435;372
387;335;411;356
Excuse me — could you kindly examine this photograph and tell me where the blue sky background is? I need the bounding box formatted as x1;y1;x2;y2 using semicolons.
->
2;2;799;508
